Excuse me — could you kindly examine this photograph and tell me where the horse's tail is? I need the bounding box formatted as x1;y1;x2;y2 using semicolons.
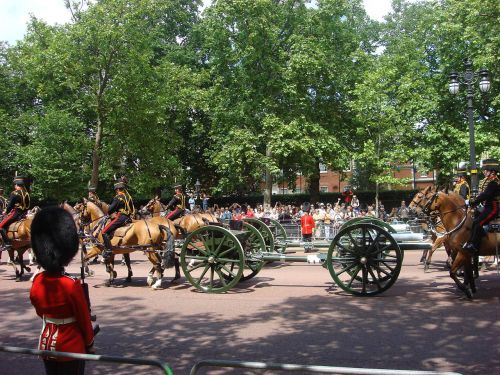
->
158;225;175;269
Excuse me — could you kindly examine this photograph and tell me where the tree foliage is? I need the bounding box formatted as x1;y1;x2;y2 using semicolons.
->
0;0;496;201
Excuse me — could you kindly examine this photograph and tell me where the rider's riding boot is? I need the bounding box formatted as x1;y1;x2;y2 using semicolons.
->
0;228;11;249
102;233;113;259
462;242;478;255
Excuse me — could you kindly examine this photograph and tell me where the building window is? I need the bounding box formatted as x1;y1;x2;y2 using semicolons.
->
320;186;328;193
319;163;328;173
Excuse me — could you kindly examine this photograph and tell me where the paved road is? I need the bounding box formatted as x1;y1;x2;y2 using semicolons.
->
0;249;499;375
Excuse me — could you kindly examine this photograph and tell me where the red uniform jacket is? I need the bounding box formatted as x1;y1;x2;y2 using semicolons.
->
301;214;315;235
30;272;94;360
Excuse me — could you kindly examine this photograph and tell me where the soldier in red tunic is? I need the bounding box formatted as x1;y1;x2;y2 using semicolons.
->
30;206;94;375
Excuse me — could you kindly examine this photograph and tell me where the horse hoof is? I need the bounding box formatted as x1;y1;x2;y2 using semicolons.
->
105;281;111;287
86;270;95;277
152;279;162;289
147;275;155;286
25;266;31;273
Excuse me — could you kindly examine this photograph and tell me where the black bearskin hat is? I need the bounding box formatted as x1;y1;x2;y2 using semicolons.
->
302;202;311;213
31;206;79;273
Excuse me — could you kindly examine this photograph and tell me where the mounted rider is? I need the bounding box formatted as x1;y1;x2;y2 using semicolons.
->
453;164;470;201
0;176;31;248
463;158;499;254
101;176;135;259
166;184;186;221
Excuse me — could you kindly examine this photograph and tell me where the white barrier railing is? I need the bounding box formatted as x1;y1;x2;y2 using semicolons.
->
190;359;462;375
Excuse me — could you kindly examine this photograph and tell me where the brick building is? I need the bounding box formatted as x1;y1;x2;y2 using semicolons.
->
273;163;436;194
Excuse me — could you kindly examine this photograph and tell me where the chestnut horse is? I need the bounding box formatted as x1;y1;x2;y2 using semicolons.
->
0;214;33;281
143;196;219;233
418;218;454;271
75;200;173;289
409;186;499;298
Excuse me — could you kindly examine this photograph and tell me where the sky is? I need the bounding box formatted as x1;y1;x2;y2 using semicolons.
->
0;0;393;45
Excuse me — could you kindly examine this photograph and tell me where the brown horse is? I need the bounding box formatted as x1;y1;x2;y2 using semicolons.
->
1;215;33;281
143;196;219;233
76;200;173;289
418;218;454;271
409;186;499;298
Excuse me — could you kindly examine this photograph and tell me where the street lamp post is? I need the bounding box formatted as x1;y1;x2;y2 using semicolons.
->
449;59;491;194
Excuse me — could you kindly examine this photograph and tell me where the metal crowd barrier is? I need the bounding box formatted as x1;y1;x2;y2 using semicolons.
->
0;345;173;375
190;359;462;375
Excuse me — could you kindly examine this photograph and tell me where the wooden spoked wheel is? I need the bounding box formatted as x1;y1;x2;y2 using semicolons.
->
243;218;275;253
268;218;287;253
326;223;402;296
180;225;245;293
238;222;266;281
340;217;396;234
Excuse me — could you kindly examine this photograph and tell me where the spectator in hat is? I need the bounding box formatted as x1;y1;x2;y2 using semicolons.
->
30;206;94;375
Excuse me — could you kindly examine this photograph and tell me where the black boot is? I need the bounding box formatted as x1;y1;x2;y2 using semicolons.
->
0;228;11;249
462;242;478;255
102;233;113;259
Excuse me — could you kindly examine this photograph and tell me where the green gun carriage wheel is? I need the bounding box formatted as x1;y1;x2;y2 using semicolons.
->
224;222;266;282
268;218;287;253
326;223;402;296
180;225;245;293
340;217;396;234
243;218;275;253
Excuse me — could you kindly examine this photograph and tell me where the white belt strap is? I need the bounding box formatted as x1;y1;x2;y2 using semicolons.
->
43;316;76;325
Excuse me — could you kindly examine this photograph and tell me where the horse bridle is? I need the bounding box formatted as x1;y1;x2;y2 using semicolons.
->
411;190;438;216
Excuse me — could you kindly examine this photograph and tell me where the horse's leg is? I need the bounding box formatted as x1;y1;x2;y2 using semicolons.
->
420;248;428;264
82;246;100;277
28;248;35;266
425;237;444;271
104;256;117;287
124;253;133;282
473;254;479;279
173;257;181;281
468;257;477;294
450;252;473;299
30;265;42;281
151;253;163;290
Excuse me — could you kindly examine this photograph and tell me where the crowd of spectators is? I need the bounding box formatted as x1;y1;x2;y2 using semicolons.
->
208;196;413;235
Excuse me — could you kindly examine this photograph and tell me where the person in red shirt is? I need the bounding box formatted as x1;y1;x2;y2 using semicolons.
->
342;187;354;205
300;203;315;252
30;206;94;375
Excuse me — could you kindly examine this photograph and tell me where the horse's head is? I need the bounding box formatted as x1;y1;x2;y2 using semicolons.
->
74;199;90;221
142;196;162;216
409;186;438;216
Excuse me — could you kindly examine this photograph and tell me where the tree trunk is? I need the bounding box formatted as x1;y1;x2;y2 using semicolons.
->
263;146;272;207
308;160;320;205
90;113;103;188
